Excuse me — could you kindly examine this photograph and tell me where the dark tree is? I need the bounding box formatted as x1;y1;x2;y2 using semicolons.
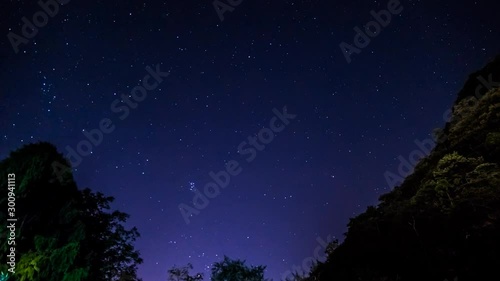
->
0;142;143;281
210;256;270;281
302;55;500;281
167;263;204;281
77;188;143;281
0;142;87;281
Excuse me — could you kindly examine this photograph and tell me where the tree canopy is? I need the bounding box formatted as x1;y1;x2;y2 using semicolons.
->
0;142;142;281
210;256;269;281
297;55;500;281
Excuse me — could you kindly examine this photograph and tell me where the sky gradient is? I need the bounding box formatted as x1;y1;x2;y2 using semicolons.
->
1;0;500;280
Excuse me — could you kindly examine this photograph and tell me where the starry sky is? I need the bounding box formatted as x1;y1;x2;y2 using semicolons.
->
1;0;500;280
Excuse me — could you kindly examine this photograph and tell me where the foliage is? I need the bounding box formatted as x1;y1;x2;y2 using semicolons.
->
0;142;142;281
302;56;500;280
77;188;143;281
167;263;203;281
0;272;9;281
211;256;270;281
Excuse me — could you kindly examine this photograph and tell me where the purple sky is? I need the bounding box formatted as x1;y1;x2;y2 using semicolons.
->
1;0;500;280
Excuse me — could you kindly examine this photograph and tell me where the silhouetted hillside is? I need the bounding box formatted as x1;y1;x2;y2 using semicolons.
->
302;56;500;281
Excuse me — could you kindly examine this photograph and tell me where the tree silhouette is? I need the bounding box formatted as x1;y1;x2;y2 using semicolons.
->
0;142;143;281
167;263;203;281
210;256;270;281
301;56;500;281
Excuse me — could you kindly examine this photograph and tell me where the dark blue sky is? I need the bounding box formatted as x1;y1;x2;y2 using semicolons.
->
1;0;499;280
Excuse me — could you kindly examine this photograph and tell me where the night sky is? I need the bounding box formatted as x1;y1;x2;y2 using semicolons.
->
1;0;500;280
